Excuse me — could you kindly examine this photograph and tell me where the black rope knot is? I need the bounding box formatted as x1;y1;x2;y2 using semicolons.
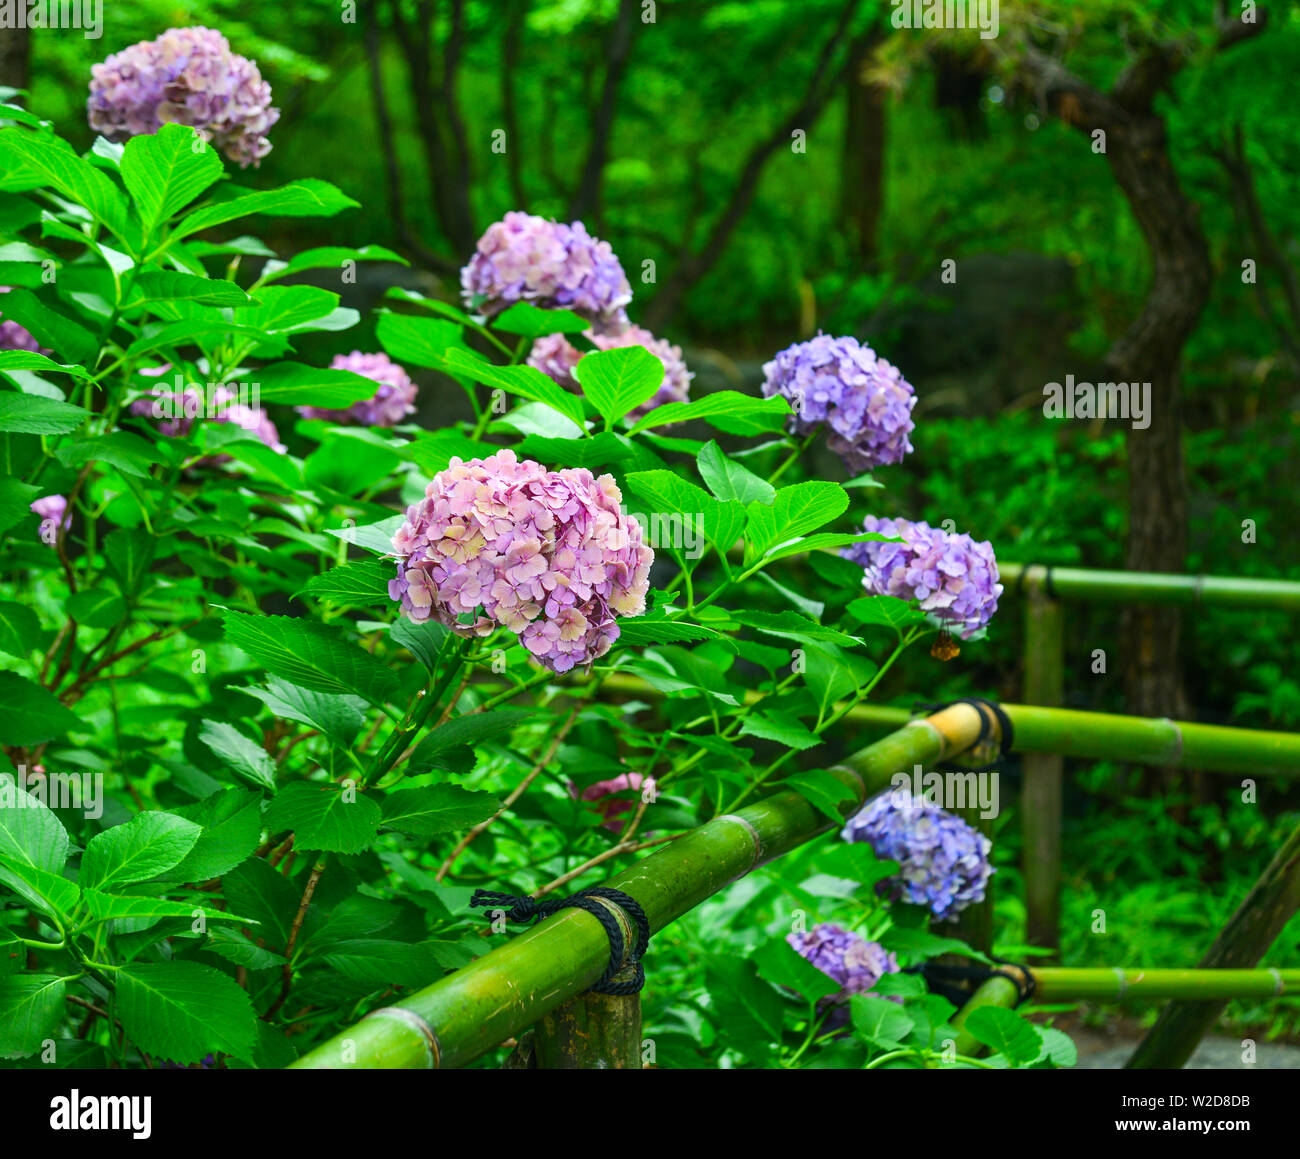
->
905;955;1037;1010
469;885;650;995
912;696;1015;772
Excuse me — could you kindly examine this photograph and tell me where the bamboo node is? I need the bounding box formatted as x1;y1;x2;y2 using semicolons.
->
715;813;765;868
362;1006;442;1069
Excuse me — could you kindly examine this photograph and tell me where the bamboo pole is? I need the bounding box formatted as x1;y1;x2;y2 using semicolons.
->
1032;968;1300;1002
1125;815;1300;1069
291;704;996;1069
1021;583;1065;953
998;563;1300;610
534;985;642;1069
949;975;1020;1058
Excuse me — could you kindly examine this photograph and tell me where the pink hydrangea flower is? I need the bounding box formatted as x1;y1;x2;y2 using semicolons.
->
88;26;279;167
569;772;654;832
461;212;632;328
297;352;418;427
129;383;285;459
30;495;69;546
389;450;653;673
528;324;692;419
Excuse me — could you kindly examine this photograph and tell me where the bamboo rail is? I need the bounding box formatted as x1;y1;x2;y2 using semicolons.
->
292;703;995;1069
998;563;1300;609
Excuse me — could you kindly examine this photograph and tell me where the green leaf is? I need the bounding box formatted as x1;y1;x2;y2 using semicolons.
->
0;349;92;380
442;347;587;430
80;812;202;891
80;888;255;929
490;301;588;339
134;270;250;307
376;312;467;371
408;708;538;773
628;390;790;436
615;617;724;646
786;769;857;821
0;774;69;872
103;526;154;596
849;994;915;1050
380;784;499;837
54;430;158;478
879;927;990;966
116;961;257;1063
705;956;783;1055
0;974;65;1058
745;481;849;559
0;129;132;240
963;1005;1043;1066
1036;1026;1078;1068
296;559;393;608
66;587;126;629
0;672;83;746
197;720;276;792
697;439;776;505
0;392;89;434
0;600;40;658
0;476;39;534
169;179;359;242
316;939;456;987
846;595;925;632
259;244;407;282
263;782;381;854
389;617;450;672
0;853;79;919
221;859;298;951
234;284;340;334
801;641;878;720
730;609;862;648
166;788;264;881
0;288;97;363
237;679;366;748
254;360;383;407
573;345;663;426
223;613;401;706
623;469;742;556
762;531;885;565
205;927;283;970
120;122;223;236
751;938;841;1002
739;710;821;751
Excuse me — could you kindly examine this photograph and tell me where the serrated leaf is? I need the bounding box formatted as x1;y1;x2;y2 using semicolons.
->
117;962;257;1063
263;782;381;854
0;775;69;873
849;993;914;1050
260;244;407;282
963;1005;1043;1066
628;390;790;435
745;480;849;559
66;587;126;629
166;788;264;881
169;179;359;242
237;679;366;748
205;927;283;970
254;360;382;407
0;600;40;658
697;439;775;505
388;617;450;672
408;708;538;773
376;311;467;372
739;711;820;751
846;595;926;632
223;613;400;706
80;812;201;891
0;392;89;434
573;345;663;426
80;888;255;929
380;784;499;837
0;287;96;362
490;301;588;339
54;430;158;478
0;974;65;1058
786;769;857;821
197;720;276;792
296;559;393;608
0;671;83;746
442;347;587;429
120;122;223;235
134;270;250;307
103;526;154;597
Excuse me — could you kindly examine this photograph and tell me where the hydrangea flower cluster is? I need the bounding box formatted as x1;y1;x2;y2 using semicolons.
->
461;212;632;328
388;449;653;673
0;287;48;354
528;325;692;418
761;333;915;473
841;792;994;921
786;923;900;998
30;495;69;546
87;27;279;167
129;385;286;455
841;515;1002;639
297;351;418;427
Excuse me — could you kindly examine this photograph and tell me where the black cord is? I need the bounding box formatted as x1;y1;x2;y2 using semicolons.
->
905;956;1036;1008
469;886;650;995
911;696;1015;772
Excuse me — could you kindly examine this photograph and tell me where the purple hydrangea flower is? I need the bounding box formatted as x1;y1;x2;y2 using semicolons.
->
841;515;1002;639
761;333;915;473
87;27;279;168
0;286;49;354
389;449;653;673
461;212;632;328
528;324;692;419
30;495;69;546
786;922;900;998
841;792;994;921
296;351;418;427
129;382;285;458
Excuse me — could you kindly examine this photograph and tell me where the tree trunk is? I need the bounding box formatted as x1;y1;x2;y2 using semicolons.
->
842;33;887;266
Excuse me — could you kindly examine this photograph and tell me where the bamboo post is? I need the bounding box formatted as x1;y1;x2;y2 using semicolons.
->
1125;815;1300;1069
291;704;994;1069
1021;572;1065;954
996;563;1300;610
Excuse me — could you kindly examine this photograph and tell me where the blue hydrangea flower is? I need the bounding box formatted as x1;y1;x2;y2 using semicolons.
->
761;333;915;472
841;515;1002;639
786;922;900;997
841;792;994;921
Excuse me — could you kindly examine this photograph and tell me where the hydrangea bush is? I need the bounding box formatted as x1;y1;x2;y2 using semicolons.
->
0;57;1053;1072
